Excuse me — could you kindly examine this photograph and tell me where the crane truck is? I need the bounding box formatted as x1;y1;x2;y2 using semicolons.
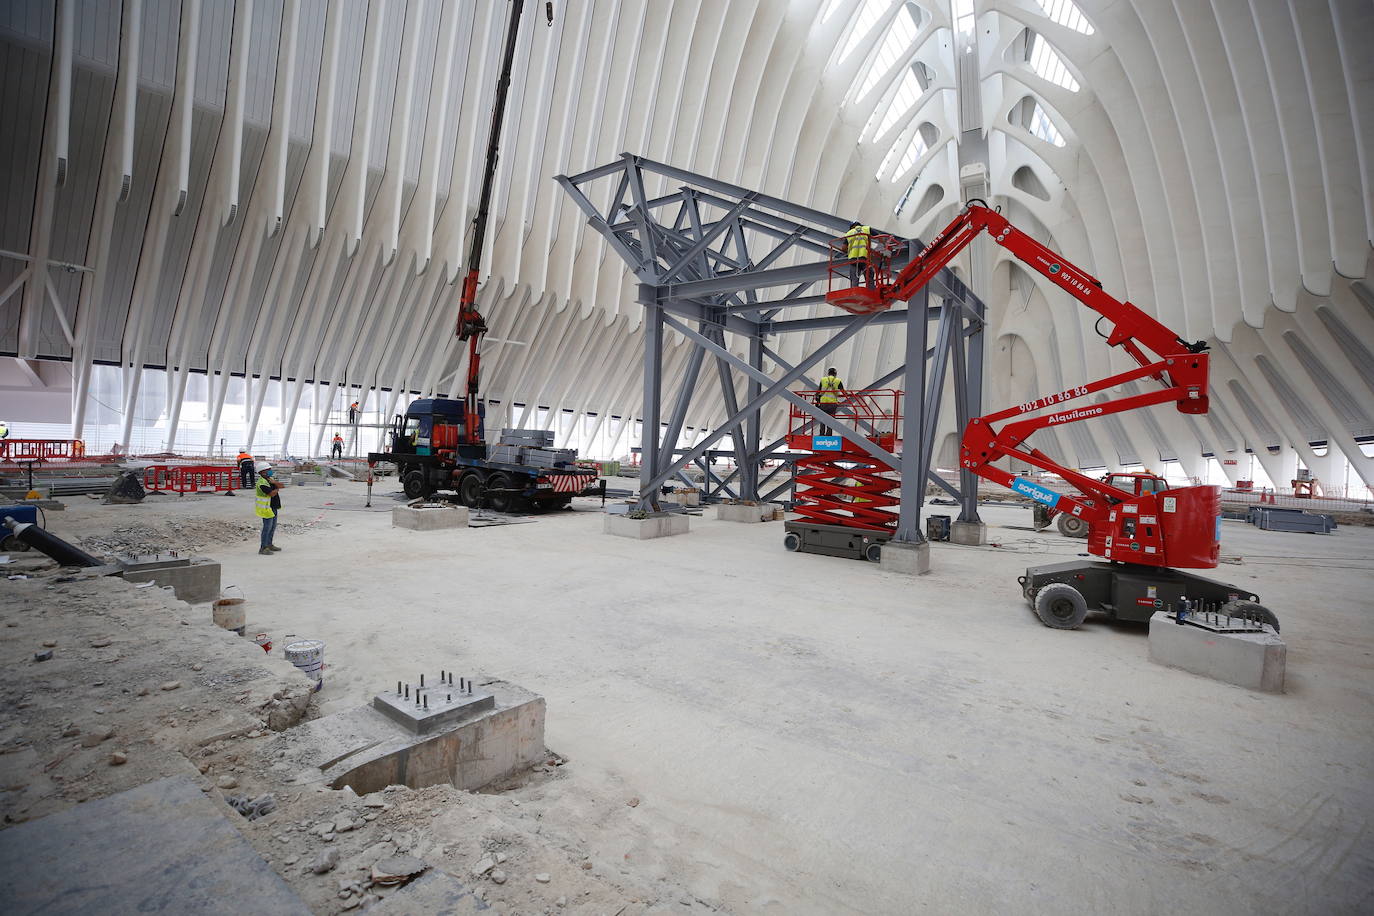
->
367;1;601;512
823;201;1277;631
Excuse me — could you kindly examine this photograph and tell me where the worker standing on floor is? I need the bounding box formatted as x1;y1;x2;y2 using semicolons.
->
845;221;872;286
348;401;360;425
254;462;283;556
236;448;255;489
817;367;845;436
331;433;344;459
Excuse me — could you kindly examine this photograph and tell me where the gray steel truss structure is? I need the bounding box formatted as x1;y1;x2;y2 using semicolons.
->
557;154;986;545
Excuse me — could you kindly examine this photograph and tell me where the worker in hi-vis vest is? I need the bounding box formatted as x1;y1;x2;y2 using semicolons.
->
817;368;845;436
331;433;344;459
845;221;872;286
0;421;9;438
254;462;284;556
236;448;255;490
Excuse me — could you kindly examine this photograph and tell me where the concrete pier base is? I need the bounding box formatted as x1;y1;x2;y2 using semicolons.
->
717;503;769;522
880;540;930;575
392;505;469;530
604;512;689;539
284;679;546;795
950;520;987;546
1147;612;1286;693
120;557;221;604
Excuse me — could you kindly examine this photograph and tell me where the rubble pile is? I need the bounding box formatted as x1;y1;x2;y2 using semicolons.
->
79;519;262;557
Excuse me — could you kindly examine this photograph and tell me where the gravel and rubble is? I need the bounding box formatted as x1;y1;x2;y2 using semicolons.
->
0;507;717;915
77;517;313;559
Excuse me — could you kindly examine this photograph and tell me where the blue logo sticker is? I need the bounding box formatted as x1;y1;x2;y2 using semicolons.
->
1011;476;1061;507
812;435;842;451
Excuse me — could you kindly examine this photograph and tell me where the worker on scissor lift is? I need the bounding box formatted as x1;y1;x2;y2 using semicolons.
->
817;367;845;435
844;221;872;287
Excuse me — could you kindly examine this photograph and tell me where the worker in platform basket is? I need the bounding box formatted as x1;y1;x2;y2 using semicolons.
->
253;461;284;556
845;221;872;287
236;448;255;489
331;433;344;460
0;420;8;438
817;367;845;436
348;400;360;424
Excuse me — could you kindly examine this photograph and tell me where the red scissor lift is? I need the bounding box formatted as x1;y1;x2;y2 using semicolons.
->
782;389;903;561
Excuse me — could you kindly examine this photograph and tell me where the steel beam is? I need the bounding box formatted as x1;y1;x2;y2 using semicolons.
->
895;287;930;544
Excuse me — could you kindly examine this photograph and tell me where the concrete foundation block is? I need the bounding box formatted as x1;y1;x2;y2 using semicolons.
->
880;540;930;575
950;520;987;546
120;558;221;604
392;505;469;530
716;503;768;523
604;512;689;539
285;679;546;795
1147;612;1286;693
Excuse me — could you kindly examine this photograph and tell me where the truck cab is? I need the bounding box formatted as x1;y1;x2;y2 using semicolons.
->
385;398;485;459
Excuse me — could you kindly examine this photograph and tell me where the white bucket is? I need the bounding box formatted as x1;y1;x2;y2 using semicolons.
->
284;639;325;690
212;586;246;636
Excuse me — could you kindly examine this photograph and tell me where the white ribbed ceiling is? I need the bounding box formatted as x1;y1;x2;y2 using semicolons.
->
0;0;1370;484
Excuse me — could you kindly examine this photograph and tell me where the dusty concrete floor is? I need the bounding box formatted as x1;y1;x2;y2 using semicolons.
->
26;480;1374;915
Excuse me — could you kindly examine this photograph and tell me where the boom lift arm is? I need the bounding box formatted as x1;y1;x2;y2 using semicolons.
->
834;202;1218;569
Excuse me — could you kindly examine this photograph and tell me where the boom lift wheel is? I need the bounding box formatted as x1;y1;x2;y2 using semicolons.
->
486;472;514;513
1056;514;1089;538
1221;599;1280;633
783;531;801;552
402;469;431;500
1034;582;1089;629
458;472;483;508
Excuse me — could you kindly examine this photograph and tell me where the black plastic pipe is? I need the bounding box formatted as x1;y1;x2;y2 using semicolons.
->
2;517;103;567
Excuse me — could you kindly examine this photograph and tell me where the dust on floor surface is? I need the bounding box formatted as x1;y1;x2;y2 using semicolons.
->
12;482;1374;915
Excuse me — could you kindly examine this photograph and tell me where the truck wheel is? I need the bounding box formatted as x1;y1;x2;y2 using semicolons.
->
1056;514;1089;538
458;473;483;507
1034;583;1089;629
486;473;514;513
402;469;430;500
783;532;801;552
864;542;882;562
1221;599;1279;634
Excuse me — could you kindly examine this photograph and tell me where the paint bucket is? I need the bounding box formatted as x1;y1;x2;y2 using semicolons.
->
284;639;325;690
212;586;246;636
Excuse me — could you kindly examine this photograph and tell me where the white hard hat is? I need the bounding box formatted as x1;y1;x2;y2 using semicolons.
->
255;460;272;473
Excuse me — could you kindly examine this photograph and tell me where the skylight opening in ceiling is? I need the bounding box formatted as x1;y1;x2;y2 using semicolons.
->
820;0;846;25
855;2;922;97
877;124;930;180
1029;101;1067;146
1035;0;1095;35
837;0;887;63
1028;33;1079;91
870;67;923;139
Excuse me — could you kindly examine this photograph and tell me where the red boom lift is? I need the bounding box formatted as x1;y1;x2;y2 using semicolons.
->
825;202;1276;631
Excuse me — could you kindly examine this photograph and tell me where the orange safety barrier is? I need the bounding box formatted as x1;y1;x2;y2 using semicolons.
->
0;439;87;463
142;464;240;495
